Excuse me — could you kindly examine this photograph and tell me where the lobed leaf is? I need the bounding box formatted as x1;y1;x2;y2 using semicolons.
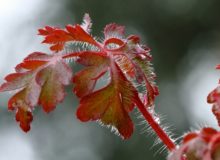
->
73;19;158;138
76;62;137;139
38;14;99;52
0;52;72;131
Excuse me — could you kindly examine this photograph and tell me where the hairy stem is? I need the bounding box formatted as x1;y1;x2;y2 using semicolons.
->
135;97;176;151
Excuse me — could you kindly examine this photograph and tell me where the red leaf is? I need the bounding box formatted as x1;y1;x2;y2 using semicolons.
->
38;14;99;52
0;52;72;131
65;24;98;46
71;17;158;139
76;62;137;139
77;84;134;139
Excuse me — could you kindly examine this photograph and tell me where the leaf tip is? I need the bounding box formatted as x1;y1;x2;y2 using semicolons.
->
15;108;33;133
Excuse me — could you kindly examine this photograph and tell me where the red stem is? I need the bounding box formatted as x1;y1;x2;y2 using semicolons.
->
135;97;176;151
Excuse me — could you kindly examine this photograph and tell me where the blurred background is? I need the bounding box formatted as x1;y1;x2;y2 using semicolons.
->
1;0;220;159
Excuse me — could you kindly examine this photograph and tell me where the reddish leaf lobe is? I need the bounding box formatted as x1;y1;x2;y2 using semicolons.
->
39;15;99;52
16;107;33;132
36;61;72;113
76;63;137;139
0;52;72;131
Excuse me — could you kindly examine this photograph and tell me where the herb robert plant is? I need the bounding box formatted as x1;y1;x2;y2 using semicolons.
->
1;14;220;160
